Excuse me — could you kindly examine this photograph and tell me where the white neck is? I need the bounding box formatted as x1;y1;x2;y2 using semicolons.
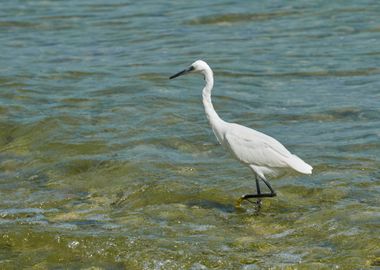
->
201;67;222;125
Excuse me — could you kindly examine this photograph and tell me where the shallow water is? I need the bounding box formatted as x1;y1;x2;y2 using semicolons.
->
1;0;380;269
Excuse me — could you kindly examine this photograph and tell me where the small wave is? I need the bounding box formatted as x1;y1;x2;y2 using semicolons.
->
219;67;380;78
188;11;299;25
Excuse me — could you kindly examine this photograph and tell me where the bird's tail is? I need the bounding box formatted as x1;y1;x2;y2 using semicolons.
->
287;154;313;174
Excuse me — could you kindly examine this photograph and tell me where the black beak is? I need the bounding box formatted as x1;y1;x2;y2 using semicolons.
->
169;66;194;79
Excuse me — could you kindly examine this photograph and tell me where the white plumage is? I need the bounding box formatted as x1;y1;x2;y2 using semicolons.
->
223;124;312;177
170;60;312;202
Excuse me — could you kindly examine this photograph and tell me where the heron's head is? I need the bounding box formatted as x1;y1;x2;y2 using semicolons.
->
169;60;210;79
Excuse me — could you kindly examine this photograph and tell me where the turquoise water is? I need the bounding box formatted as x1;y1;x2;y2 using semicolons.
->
1;1;380;269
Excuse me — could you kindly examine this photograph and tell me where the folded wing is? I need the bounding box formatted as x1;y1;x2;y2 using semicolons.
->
224;123;312;174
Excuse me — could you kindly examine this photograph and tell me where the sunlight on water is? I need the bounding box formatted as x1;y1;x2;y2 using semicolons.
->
0;0;379;269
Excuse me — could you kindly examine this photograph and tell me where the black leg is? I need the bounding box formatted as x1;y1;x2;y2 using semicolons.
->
261;177;276;196
255;175;261;196
254;176;263;206
237;175;277;206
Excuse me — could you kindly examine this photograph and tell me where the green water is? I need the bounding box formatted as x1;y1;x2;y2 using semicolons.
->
1;1;380;269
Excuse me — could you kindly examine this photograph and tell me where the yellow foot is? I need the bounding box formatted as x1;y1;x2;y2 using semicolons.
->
235;196;245;208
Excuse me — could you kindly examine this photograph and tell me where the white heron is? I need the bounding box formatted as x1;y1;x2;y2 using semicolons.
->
169;60;312;205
